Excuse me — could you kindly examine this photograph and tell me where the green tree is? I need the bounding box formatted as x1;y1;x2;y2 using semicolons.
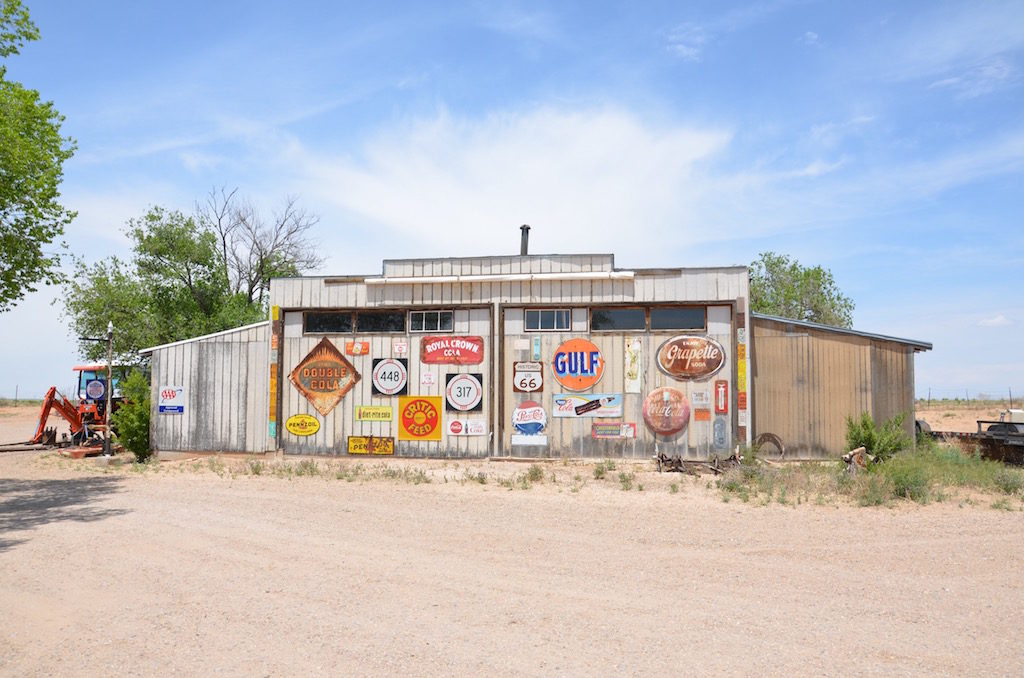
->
0;0;76;312
749;251;855;328
64;195;320;362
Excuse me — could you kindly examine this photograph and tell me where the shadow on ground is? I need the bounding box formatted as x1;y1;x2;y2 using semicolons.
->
0;476;129;551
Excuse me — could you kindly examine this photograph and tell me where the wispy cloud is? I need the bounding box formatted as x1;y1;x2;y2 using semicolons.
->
882;1;1024;96
928;57;1016;99
800;31;820;48
978;314;1013;327
666;23;710;61
664;0;802;61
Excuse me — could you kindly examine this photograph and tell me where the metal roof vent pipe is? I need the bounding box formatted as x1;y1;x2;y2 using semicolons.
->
520;224;530;255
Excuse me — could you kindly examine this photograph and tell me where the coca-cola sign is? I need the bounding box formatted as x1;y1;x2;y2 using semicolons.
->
656;335;725;380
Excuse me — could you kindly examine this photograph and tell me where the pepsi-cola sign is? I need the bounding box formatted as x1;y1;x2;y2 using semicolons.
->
512;400;547;435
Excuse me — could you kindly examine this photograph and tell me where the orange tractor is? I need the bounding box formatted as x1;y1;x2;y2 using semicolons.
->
30;364;125;448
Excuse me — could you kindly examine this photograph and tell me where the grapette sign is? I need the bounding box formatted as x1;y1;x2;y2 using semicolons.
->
656;335;726;380
420;336;484;365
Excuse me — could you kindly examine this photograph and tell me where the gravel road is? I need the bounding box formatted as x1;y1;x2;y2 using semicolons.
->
2;444;1023;676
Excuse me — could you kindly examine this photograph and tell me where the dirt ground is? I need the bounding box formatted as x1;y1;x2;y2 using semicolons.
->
915;400;1018;433
3;405;1024;676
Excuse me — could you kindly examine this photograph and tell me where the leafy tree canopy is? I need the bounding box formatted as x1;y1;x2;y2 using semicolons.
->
64;192;322;363
0;0;76;311
749;251;855;328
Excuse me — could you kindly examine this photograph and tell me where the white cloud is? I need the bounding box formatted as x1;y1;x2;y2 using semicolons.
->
284;107;733;265
978;314;1012;327
801;31;820;47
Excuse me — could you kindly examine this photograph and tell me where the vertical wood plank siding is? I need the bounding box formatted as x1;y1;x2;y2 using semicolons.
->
751;317;917;458
264;257;749;459
149;323;270;453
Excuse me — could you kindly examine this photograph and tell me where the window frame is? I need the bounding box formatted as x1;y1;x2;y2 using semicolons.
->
649;305;707;332
525;308;571;332
409;310;455;333
589;307;647;332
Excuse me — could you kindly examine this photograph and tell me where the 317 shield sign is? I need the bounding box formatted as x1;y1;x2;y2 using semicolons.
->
372;358;408;396
445;373;483;412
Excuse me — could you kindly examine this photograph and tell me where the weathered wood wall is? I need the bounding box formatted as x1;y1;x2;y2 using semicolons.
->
267;255;751;458
751;317;917;458
149;322;271;453
501;306;735;459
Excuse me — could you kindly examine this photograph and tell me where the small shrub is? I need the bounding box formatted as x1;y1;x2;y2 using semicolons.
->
669;483;679;494
526;464;544;483
295;459;319;477
111;370;151;463
846;411;912;462
247;459;264;476
593;462;608;480
618;471;635;491
855;474;892;506
885;461;930;503
994;468;1024;495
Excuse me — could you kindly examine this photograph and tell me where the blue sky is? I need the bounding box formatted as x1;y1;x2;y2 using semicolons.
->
2;0;1022;401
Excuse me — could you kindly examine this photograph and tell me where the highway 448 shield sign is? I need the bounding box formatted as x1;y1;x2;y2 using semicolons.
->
445;373;483;412
372;358;408;396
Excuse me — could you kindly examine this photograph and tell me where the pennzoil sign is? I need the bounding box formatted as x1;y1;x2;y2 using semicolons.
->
285;414;320;436
289;337;361;416
656;335;725;380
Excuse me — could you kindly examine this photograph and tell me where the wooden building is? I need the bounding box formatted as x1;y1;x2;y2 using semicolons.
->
141;252;930;460
144;252;754;458
751;314;932;458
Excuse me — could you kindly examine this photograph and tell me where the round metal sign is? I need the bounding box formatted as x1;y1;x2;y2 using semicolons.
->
642;387;691;436
445;373;483;412
372;358;408;396
85;379;105;400
551;338;604;391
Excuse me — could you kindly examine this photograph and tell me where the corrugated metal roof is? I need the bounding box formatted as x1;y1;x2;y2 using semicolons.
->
138;321;270;356
752;313;932;352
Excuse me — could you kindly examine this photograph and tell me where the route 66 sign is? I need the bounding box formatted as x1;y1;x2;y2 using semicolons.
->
512;361;543;393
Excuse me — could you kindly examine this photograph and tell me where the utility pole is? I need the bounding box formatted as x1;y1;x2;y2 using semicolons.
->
104;321;113;457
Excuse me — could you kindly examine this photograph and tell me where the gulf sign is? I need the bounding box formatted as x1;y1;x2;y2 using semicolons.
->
656;335;726;380
551;338;604;391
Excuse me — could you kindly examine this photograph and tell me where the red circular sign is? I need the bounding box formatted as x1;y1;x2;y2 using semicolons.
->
643;387;690;435
401;398;440;437
449;420;463;435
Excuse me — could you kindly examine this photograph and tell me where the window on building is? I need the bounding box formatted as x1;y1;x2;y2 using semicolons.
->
305;312;353;333
650;306;706;331
525;309;570;331
591;307;646;331
355;310;406;333
409;310;454;333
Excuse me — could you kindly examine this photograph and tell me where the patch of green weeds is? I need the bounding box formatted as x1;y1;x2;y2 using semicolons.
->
669;483;679;494
526;464;545;483
618;471;635;491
